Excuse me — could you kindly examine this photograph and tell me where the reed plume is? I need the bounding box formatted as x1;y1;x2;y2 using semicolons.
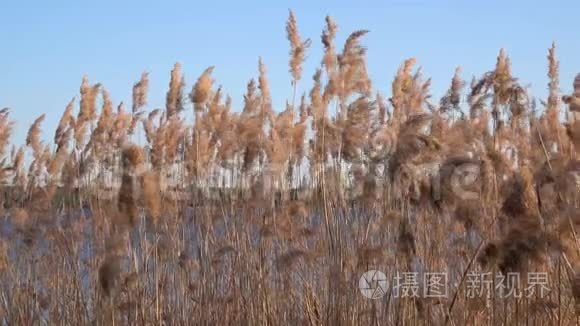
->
132;72;149;113
258;58;272;116
166;63;184;118
55;98;75;149
562;74;580;113
0;110;14;158
190;66;214;112
75;76;100;148
26;114;45;158
286;10;311;85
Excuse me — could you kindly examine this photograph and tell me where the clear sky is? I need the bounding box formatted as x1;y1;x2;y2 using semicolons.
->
1;0;579;145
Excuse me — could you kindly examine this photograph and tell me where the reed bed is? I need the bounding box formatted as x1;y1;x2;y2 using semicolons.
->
1;12;580;325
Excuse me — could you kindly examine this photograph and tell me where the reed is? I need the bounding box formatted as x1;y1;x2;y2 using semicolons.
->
1;13;580;325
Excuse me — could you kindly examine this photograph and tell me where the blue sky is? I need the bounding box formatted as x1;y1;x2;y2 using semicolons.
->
1;0;579;145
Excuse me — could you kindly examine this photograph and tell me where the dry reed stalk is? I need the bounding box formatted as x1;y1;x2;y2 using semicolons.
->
0;239;7;273
142;171;161;224
117;144;144;226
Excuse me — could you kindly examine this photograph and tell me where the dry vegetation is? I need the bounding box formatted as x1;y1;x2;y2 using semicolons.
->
2;11;580;325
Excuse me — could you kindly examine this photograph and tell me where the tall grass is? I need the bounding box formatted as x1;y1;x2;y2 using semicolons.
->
0;11;580;325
